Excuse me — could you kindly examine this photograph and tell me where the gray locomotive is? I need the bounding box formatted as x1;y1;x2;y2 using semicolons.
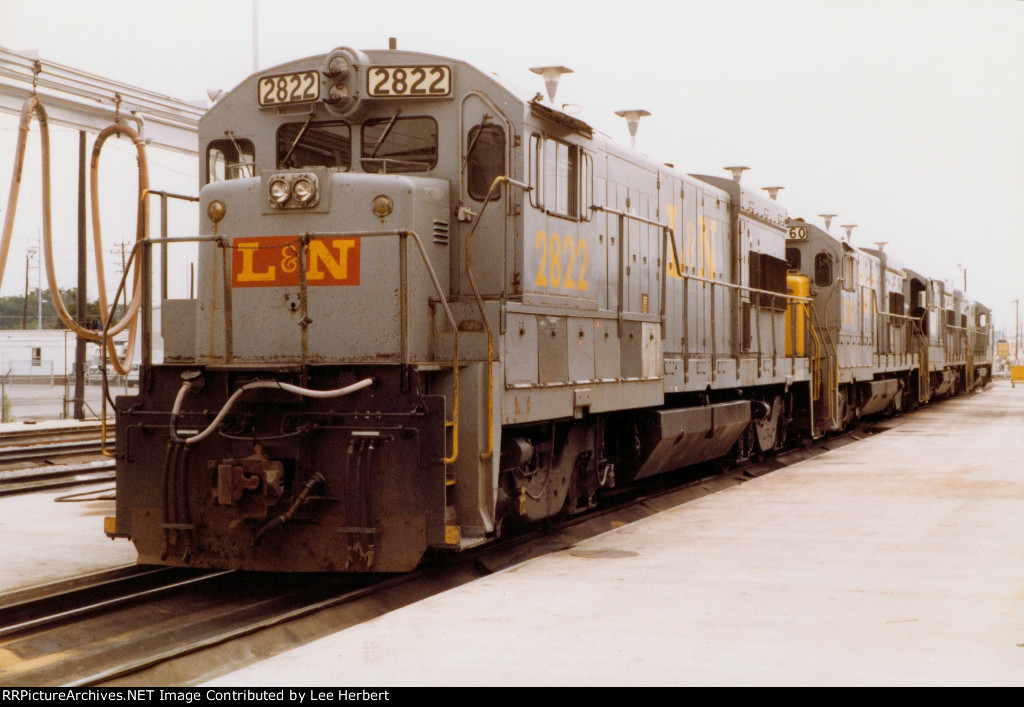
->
105;45;991;572
784;220;992;438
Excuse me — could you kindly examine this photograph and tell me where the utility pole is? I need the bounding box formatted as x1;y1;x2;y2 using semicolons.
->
22;246;34;329
111;240;129;318
36;230;42;330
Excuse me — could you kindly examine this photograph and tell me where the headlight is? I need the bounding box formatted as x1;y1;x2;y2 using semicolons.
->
326;55;350;79
267;173;320;209
329;83;350;101
292;178;315;203
269;178;291;205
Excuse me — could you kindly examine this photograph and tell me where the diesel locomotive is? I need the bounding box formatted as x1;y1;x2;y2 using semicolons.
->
103;45;992;572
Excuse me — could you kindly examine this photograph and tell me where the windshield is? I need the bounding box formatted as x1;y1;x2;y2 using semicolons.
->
277;120;351;170
360;116;438;173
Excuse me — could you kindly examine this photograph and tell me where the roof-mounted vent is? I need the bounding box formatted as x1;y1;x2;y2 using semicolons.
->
724;166;749;182
819;214;837;231
615;109;651;149
530;65;573;102
762;186;784;200
841;224;857;243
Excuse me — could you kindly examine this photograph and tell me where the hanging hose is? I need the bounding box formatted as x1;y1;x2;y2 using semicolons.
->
0;97;50;296
253;472;326;547
1;95;146;376
74;122;147;374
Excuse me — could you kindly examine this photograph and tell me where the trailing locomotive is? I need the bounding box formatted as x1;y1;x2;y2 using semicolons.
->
784;220;992;437
104;45;992;572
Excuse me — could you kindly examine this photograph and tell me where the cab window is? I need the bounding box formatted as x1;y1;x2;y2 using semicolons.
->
814;252;833;287
206;138;255;183
889;292;906;320
545;138;578;218
277;120;350;170
785;247;801;271
529;134;591;220
841;255;855;291
467;124;505;201
361;116;438;173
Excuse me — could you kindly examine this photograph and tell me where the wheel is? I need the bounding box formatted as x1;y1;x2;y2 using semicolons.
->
754;395;784;455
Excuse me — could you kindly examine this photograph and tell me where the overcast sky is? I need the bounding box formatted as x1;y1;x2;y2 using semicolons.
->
1;0;1022;333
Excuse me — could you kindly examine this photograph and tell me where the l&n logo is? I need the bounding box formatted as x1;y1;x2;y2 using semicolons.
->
232;235;361;288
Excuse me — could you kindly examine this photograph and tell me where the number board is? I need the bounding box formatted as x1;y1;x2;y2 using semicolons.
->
368;66;452;97
787;226;808;240
258;71;321;107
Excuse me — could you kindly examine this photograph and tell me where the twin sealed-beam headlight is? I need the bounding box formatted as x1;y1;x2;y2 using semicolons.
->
267;173;319;208
269;179;291;204
292;178;315;203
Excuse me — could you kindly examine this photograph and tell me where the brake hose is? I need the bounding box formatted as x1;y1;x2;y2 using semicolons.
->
169;377;375;445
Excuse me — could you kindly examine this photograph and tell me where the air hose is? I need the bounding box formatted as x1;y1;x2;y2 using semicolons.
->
169;377;376;445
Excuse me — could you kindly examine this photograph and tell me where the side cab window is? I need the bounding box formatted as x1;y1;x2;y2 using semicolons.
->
814;252;833;287
466;123;505;201
841;254;855;291
529;133;592;221
207;138;255;183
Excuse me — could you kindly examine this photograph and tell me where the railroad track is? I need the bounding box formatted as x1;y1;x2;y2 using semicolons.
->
0;424;115;495
0;416;901;686
0;563;401;686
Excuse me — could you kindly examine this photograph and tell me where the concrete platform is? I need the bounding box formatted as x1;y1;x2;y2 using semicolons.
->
206;380;1024;687
0;387;130;593
0;483;136;593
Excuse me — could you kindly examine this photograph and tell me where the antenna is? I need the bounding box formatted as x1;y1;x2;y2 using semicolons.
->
762;186;784;200
529;66;573;102
873;241;888;251
615;110;651;149
841;224;857;242
819;214;837;231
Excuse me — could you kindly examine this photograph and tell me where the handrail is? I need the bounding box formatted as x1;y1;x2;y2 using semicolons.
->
910;320;930;402
590;205;682;337
300;229;461;464
99;235;220;454
811;305;839;428
962;329;974;390
464;175;531;461
110;231;463;465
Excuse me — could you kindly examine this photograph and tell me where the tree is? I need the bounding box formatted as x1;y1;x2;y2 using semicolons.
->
0;289;126;330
